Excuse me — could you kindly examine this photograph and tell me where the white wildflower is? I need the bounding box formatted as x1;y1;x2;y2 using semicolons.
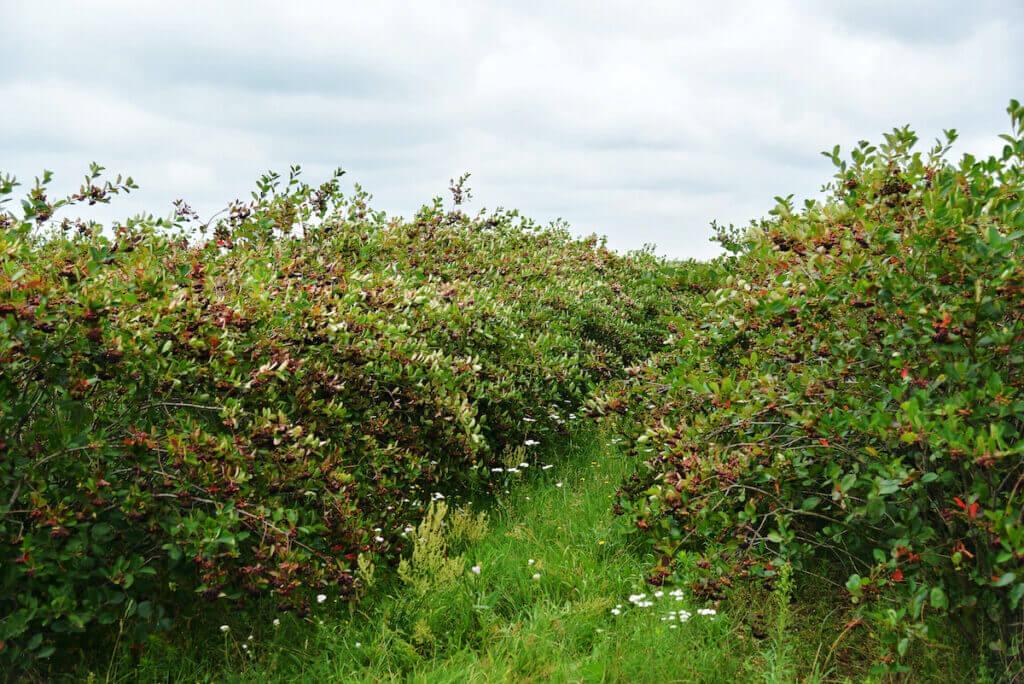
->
316;594;327;604
471;565;481;575
220;625;230;633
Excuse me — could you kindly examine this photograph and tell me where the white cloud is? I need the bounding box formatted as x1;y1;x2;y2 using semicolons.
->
1;0;1020;258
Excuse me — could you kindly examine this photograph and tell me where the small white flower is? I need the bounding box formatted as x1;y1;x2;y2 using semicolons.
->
316;594;327;604
528;559;535;566
524;439;540;446
471;565;481;575
610;608;621;615
220;625;230;633
374;535;385;543
431;492;445;501
541;464;554;470
697;608;717;617
523;417;536;422
519;462;530;468
354;642;362;648
532;573;541;580
491;467;504;472
654;590;664;598
242;643;249;650
248;634;254;641
555;482;563;488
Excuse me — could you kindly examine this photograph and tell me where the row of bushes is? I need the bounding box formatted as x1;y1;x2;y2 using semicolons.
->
599;101;1024;672
0;167;671;664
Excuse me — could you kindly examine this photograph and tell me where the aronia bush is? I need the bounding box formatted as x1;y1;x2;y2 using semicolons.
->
601;100;1024;673
0;167;671;665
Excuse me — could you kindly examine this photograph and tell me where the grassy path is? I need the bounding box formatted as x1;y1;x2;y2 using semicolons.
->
108;430;969;683
115;431;743;682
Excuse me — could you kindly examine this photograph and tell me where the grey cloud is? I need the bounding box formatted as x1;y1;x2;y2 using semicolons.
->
1;0;1021;260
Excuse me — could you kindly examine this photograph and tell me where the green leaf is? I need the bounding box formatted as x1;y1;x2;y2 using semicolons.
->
993;573;1016;588
800;496;821;511
1010;584;1024;609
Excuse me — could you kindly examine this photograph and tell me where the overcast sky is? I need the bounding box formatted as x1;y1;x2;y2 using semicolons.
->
2;1;1021;259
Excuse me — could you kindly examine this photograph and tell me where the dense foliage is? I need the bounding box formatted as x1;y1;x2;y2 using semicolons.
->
0;168;670;663
602;101;1024;671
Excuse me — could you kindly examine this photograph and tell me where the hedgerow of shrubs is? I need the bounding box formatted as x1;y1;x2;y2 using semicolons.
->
0;167;670;665
602;101;1024;671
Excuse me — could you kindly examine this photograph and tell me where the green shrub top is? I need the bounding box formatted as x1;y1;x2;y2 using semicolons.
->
604;101;1024;670
0;168;671;664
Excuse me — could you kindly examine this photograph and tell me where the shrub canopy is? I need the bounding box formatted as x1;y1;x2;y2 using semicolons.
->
604;101;1024;667
0;169;669;662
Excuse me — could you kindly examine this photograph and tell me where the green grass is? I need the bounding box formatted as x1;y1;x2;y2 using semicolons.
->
85;430;979;683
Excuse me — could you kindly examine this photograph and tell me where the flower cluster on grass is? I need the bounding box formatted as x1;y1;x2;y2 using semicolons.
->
609;587;717;628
